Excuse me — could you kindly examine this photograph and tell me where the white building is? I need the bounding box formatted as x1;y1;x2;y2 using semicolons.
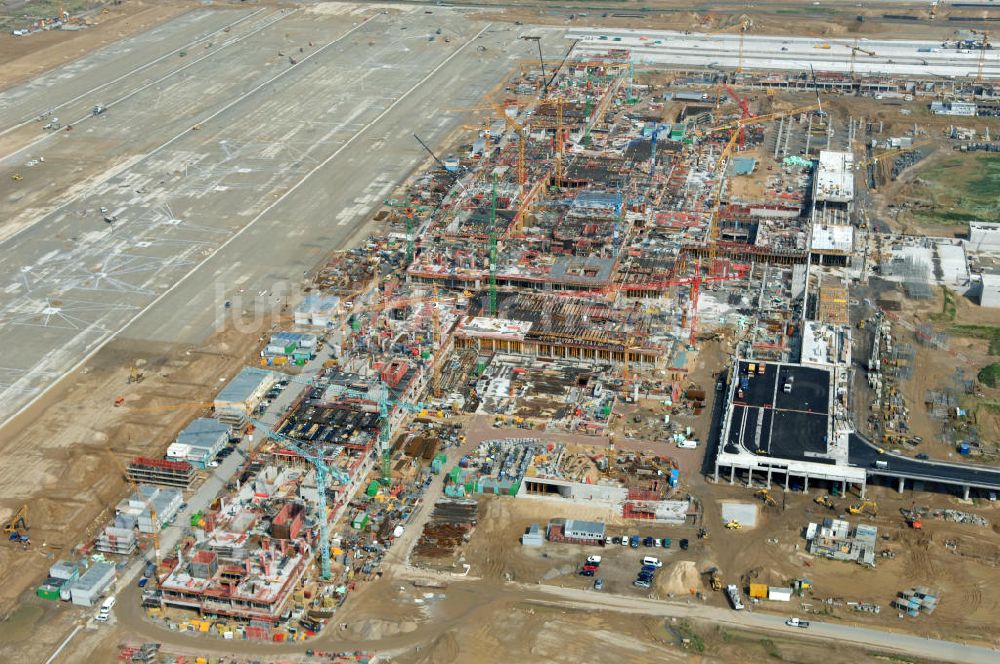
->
294;293;340;328
969;222;1000;251
981;274;1000;308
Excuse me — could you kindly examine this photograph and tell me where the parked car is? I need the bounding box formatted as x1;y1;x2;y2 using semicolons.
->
620;537;629;547
611;536;621;545
633;579;651;588
586;555;602;566
580;568;595;577
642;536;655;547
915;453;929;460
679;539;689;550
642;556;663;568
137;577;148;588
594;578;604;590
661;538;671;549
640;565;658;574
629;535;640;548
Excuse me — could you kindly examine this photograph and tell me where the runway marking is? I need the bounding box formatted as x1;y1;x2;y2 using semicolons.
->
0;9;294;167
0;8;270;139
0;18;491;433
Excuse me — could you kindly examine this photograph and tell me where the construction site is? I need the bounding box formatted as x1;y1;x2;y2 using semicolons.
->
1;2;1000;664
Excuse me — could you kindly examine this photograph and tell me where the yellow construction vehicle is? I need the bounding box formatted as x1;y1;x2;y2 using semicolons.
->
709;568;723;591
814;495;836;510
4;504;28;534
755;489;777;507
848;500;878;516
128;363;145;384
11;173;23;182
725;520;742;530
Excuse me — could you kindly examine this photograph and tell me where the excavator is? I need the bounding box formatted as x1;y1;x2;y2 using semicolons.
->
4;504;29;544
814;495;836;510
848;500;878;517
755;488;777;508
725;520;742;530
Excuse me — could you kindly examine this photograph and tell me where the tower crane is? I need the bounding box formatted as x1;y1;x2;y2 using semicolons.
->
488;173;499;317
253;424;348;580
489;101;527;188
838;40;877;82
972;30;991;84
736;17;752;74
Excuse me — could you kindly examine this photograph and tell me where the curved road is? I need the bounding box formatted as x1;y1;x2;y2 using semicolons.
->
104;570;997;663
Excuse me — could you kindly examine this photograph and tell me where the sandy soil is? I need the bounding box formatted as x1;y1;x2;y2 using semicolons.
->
0;319;266;616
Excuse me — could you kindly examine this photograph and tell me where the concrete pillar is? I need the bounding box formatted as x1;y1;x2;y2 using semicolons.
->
767;467;773;487
714;463;720;483
803;474;809;493
841;480;847;497
860;482;866;499
898;477;905;494
730;465;736;485
785;472;790;491
963;485;970;501
747;467;754;488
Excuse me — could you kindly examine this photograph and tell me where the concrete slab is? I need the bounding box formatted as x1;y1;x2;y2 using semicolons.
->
720;501;758;528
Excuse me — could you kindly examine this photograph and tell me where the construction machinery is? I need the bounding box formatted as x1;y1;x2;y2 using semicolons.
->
848;499;878;516
10;173;22;182
254;422;350;580
708;567;723;591
697;527;709;540
838;40;877;81
755;488;777;508
973;30;991;84
128;363;145;384
4;504;29;542
814;495;836;510
725;520;742;530
736;17;752;74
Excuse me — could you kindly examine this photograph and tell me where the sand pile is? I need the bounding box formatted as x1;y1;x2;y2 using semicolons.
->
657;560;704;596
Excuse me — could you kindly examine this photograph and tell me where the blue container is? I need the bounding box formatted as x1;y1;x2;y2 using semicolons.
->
958;442;971;456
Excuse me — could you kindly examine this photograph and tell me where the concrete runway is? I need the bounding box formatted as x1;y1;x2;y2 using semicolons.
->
568;27;1000;79
0;3;537;428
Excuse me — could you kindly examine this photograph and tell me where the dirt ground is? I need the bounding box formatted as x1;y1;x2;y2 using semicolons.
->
0;319;266;617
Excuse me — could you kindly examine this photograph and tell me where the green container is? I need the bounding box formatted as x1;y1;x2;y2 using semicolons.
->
36;585;60;601
475;360;486;376
190;511;203;527
366;481;380;498
421;350;431;359
508;481;521;496
464;481;475;493
295;358;307;366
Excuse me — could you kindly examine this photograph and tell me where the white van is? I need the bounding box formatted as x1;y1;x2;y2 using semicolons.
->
677;439;698;449
96;596;116;622
642;556;663;568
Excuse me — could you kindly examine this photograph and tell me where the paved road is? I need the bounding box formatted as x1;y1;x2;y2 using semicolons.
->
569;27;1000;78
849;433;1000;491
